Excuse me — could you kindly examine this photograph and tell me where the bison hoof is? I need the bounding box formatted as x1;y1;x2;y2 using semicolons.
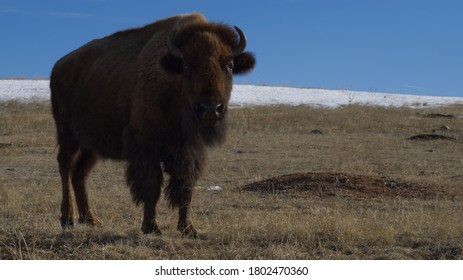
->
79;216;102;226
178;224;198;238
60;218;77;229
141;223;161;235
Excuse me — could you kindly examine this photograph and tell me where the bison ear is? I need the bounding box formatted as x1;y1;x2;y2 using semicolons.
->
161;54;183;74
233;52;256;75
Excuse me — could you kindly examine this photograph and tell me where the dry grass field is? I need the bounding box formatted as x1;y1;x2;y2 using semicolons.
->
1;101;462;259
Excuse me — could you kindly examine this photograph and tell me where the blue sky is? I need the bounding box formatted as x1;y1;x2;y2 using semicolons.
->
1;0;462;97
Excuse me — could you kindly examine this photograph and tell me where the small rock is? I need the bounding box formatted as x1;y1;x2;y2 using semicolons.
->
440;125;450;130
309;129;324;135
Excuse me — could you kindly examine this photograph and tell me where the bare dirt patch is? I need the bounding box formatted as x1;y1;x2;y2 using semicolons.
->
242;172;436;200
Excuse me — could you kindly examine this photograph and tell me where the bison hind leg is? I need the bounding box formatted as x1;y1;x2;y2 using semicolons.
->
57;140;79;229
71;149;102;226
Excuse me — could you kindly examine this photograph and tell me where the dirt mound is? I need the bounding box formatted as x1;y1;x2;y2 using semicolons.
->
407;134;456;141
242;172;435;200
424;113;454;119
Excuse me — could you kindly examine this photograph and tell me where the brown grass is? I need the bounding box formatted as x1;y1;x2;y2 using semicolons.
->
1;101;463;259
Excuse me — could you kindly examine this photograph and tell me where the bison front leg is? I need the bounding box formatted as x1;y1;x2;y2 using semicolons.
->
124;127;165;234
133;170;163;234
126;156;164;234
166;178;198;238
164;153;203;238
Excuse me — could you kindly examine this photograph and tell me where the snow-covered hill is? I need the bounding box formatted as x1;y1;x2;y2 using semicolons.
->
1;79;462;108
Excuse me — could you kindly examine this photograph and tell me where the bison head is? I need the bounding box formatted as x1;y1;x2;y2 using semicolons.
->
162;23;255;128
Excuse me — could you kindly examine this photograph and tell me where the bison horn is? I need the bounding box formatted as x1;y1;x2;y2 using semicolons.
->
167;30;184;59
232;26;247;57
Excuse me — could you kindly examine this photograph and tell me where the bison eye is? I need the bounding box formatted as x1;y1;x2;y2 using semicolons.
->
225;61;234;73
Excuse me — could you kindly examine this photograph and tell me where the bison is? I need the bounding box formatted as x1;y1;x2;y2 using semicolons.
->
50;13;255;237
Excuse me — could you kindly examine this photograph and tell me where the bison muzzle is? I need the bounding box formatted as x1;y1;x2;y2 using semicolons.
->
50;13;255;237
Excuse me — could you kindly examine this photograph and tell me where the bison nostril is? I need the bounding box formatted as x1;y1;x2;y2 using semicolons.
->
215;103;224;115
198;101;224;117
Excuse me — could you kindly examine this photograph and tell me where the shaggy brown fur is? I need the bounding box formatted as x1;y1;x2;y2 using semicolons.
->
50;13;255;237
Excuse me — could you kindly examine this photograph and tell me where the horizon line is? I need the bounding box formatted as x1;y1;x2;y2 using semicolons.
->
1;77;461;98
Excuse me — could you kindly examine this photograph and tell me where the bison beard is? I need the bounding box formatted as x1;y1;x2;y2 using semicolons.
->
50;13;255;237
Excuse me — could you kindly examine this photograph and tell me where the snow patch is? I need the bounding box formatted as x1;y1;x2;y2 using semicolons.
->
0;80;50;102
1;80;462;108
231;85;463;108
